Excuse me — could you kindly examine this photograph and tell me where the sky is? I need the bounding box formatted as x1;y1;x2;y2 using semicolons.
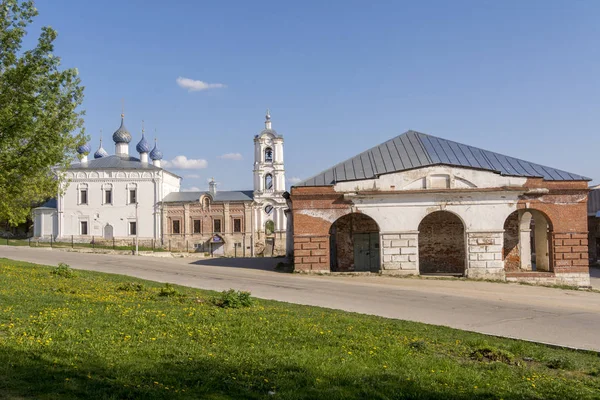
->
28;0;600;190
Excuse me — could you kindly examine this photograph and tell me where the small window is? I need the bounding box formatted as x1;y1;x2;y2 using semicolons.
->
129;221;137;236
129;189;137;204
104;189;112;204
172;220;180;234
233;218;242;233
213;219;222;233
203;197;210;208
265;174;273;190
265;147;273;162
80;221;88;235
80;189;88;205
193;219;201;234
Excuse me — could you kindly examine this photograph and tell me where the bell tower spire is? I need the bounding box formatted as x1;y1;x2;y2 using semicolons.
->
265;109;271;130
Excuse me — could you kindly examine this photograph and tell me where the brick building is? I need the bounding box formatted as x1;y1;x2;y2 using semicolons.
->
288;130;591;287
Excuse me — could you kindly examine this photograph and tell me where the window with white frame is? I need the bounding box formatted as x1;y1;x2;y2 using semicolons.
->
129;189;137;204
102;184;113;205
78;184;89;205
80;220;88;235
129;221;137;236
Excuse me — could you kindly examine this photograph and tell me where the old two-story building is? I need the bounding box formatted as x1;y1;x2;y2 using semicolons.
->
288;130;591;287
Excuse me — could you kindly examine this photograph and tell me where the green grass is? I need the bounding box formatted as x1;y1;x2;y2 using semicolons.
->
0;259;599;399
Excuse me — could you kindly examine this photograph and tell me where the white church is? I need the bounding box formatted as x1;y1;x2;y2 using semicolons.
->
33;110;289;255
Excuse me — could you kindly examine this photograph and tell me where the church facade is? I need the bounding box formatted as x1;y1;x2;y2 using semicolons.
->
33;114;180;242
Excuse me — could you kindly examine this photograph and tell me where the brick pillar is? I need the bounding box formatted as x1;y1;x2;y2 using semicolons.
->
380;232;418;275
293;235;329;273
466;231;505;279
552;232;590;286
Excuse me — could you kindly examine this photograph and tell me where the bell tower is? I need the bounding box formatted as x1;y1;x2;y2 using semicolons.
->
253;110;287;254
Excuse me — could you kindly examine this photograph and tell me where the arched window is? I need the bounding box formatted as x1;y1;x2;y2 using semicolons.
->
265;174;273;190
265;147;273;162
203;197;210;208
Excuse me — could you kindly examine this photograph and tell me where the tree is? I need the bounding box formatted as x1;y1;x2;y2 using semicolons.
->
0;0;86;226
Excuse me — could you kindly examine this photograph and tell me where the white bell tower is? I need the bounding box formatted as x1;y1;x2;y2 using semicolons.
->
253;109;287;240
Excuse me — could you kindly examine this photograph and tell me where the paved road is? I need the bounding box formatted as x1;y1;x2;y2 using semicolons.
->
2;246;599;351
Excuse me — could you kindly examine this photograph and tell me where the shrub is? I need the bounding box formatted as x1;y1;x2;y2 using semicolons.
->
50;263;75;278
213;289;253;309
117;282;144;292
471;346;515;364
547;356;573;370
158;283;180;297
409;340;428;352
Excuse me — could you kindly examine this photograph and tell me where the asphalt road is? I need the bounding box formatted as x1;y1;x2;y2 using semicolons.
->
2;246;599;351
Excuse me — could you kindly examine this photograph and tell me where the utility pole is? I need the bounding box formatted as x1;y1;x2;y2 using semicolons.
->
135;202;139;255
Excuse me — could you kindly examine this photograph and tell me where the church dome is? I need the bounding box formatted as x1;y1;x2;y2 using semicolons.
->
77;143;91;154
112;115;132;144
136;133;151;153
149;140;163;160
94;140;109;159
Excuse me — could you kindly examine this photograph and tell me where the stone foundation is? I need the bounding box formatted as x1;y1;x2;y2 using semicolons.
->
381;232;419;275
465;231;505;280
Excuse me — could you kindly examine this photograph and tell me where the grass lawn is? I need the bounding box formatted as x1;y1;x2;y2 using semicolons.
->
0;259;599;399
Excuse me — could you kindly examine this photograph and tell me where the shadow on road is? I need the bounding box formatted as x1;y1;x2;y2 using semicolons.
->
190;257;290;273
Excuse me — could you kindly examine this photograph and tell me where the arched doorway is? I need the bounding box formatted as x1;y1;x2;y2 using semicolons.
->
103;224;113;239
503;210;552;272
329;213;380;272
418;211;466;275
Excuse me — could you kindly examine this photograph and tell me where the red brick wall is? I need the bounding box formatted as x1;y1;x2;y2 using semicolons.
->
418;211;465;274
552;233;589;273
293;236;329;271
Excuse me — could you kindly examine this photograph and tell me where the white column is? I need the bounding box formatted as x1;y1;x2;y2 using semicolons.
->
533;213;550;271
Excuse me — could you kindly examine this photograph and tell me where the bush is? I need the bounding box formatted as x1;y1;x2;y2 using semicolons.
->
409;340;428;352
50;263;75;278
471;346;515;364
547;356;573;370
158;283;180;297
117;282;144;292
213;289;253;309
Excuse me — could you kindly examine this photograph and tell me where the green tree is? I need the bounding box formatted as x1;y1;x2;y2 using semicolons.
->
0;0;86;226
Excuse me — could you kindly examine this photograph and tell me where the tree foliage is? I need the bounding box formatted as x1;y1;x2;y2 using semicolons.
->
0;0;86;226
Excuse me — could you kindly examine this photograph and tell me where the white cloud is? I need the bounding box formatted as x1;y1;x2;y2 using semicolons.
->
182;186;202;192
163;155;208;170
288;177;302;184
176;76;226;92
219;153;243;161
184;174;201;179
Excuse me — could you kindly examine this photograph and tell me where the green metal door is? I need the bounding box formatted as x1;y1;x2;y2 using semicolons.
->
353;233;371;271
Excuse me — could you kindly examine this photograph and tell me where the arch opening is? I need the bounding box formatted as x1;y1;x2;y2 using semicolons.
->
265;147;273;162
503;209;553;272
265;174;273;190
329;213;380;272
418;211;466;275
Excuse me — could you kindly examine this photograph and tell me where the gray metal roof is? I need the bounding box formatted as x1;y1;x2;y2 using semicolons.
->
296;130;590;187
69;155;162;171
162;190;254;203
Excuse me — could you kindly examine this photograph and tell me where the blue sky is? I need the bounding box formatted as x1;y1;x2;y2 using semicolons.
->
32;0;600;189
